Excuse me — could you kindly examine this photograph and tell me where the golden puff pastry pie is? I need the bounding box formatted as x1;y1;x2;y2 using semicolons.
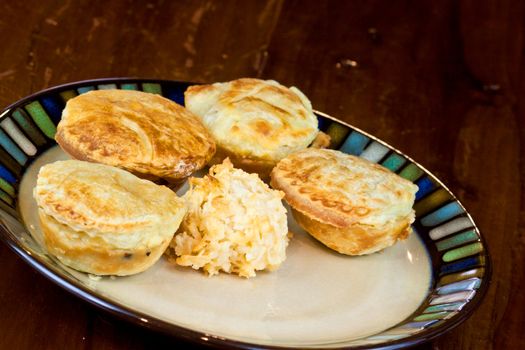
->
184;78;320;178
270;149;418;255
56;89;216;186
167;158;289;278
33;160;186;276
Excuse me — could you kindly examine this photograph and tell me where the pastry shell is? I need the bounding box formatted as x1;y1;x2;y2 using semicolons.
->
33;160;186;275
184;78;319;178
270;148;418;255
56;89;216;186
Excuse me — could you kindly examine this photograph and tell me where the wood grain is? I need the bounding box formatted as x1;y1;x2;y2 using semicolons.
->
0;0;523;349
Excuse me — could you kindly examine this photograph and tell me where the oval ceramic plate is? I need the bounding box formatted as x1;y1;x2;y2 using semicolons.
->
0;78;490;349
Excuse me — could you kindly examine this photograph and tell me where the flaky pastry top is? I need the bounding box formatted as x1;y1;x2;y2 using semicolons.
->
271;149;418;228
184;78;318;162
34;160;186;249
56;89;215;181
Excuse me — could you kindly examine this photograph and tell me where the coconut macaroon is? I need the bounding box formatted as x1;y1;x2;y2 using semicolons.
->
184;78;320;178
34;160;186;276
56;89;216;186
271;149;418;255
168;158;289;278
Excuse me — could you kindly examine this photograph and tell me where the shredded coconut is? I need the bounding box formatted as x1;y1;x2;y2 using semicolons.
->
167;159;288;278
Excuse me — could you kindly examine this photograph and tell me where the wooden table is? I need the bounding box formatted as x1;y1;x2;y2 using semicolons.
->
0;1;523;349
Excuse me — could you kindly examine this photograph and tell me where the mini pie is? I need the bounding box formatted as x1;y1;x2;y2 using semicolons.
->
33;160;186;276
167;158;289;278
184;78;320;178
270;149;418;255
56;89;216;186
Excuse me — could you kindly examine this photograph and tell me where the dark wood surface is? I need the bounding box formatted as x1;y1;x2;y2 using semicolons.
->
0;1;523;349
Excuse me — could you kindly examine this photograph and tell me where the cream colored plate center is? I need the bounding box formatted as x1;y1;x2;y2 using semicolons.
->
19;146;431;348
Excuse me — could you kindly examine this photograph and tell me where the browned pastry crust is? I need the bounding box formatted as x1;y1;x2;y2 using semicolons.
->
270;148;418;255
290;208;412;255
184;78;319;178
33;160;186;276
208;144;278;180
208;131;332;180
39;211;172;276
56;89;216;183
309;131;331;149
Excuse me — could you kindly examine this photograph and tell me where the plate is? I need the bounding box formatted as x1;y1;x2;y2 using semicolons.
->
0;78;491;349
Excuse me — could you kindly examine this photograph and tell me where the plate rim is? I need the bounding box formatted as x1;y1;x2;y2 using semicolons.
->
0;78;492;350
